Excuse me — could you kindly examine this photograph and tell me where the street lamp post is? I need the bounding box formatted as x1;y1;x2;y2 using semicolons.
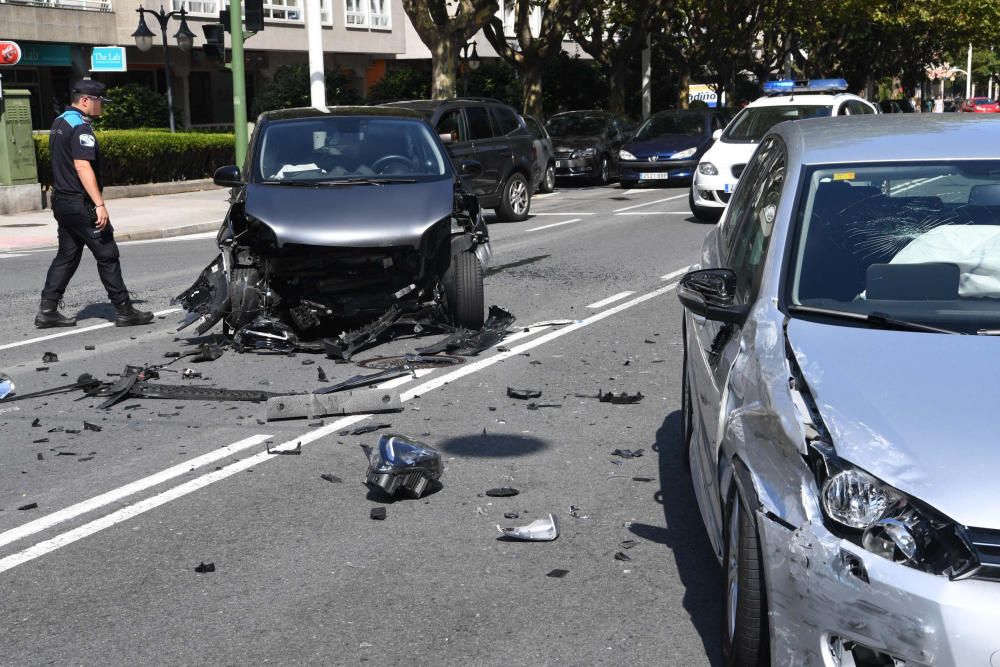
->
132;5;196;133
460;41;480;97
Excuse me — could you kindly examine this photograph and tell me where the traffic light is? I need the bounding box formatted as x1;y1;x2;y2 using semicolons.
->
245;0;264;33
219;9;230;32
202;24;225;65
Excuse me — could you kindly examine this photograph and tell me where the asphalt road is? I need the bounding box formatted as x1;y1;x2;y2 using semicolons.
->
0;182;722;665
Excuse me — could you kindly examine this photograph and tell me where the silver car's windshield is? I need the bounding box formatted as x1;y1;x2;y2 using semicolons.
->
255;117;449;182
790;162;1000;332
722;105;833;143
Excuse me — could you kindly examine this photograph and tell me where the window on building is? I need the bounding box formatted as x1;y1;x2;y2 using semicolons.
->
369;0;390;28
346;0;390;29
345;0;367;27
175;0;331;24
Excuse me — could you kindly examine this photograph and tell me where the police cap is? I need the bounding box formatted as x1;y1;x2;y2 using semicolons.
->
71;79;111;102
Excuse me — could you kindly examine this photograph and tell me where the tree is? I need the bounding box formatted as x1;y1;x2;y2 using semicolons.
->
482;0;583;116
367;67;432;102
254;64;360;115
94;83;172;130
402;0;499;99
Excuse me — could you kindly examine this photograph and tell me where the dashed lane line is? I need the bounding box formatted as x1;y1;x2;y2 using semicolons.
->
615;211;691;216
613;193;687;213
527;218;582;232
586;291;635;309
530;212;595;216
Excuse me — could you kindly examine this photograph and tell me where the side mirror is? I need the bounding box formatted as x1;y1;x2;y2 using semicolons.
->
214;165;244;187
677;268;750;324
712;129;723;141
459;160;483;178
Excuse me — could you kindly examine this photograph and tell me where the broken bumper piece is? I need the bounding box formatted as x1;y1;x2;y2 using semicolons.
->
173;254;229;335
266;388;402;421
497;514;559;541
365;433;442;498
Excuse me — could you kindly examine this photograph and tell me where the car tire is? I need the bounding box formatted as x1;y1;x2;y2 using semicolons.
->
223;266;261;334
595;155;611;186
721;488;769;667
690;187;721;223
443;251;485;329
494;172;531;222
538;163;556;193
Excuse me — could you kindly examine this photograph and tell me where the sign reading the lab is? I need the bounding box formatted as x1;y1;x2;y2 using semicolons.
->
0;41;23;66
90;46;126;72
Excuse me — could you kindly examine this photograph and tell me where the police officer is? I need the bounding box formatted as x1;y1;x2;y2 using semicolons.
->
36;79;153;328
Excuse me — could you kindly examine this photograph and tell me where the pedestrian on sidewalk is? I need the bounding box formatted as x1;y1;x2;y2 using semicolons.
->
35;79;153;329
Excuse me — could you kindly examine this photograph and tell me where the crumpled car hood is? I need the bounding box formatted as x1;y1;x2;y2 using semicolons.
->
786;318;1000;530
244;179;454;248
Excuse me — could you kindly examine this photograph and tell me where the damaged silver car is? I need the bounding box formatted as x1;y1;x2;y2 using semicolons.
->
679;115;1000;666
176;107;492;338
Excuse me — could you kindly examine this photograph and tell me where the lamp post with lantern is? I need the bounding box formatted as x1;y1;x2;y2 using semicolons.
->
460;41;480;97
131;5;196;132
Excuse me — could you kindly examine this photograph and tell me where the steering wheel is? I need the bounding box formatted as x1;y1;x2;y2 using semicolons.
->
372;154;414;175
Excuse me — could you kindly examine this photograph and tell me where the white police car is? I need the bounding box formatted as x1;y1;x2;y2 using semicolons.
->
689;79;878;221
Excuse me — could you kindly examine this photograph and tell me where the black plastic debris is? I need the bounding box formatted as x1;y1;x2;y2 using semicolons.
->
614;551;632;562
599;390;644;405
234;316;316;354
358;353;464;370
352;423;391;436
504;512;520;520
82;421;102;432
317;366;328;382
65;429;80;435
526;402;562;410
619;539;638;550
17;503;38;511
307;420;324;427
414;306;516;356
370;507;387;520
56;451;78;456
485;487;519;497
302;359;315;366
37;453;44;461
174;254;229;335
33;438;49;443
36;367;49;372
194;561;216;573
164;351;182;358
42;352;59;363
632;476;654;482
611;448;644;459
320;473;343;484
181;368;202;379
546;569;569;578
365;433;442;498
314;366;415;394
31;418;40;427
191;342;225;363
78;456;94;462
507;387;542;400
644;339;656;344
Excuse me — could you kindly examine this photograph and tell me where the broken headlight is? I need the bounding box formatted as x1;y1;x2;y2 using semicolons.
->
810;444;978;578
366;434;442;498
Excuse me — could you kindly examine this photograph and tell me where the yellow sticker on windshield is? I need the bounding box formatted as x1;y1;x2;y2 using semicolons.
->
833;172;855;181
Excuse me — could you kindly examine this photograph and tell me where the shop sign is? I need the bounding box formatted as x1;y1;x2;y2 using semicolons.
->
0;41;22;66
91;46;126;72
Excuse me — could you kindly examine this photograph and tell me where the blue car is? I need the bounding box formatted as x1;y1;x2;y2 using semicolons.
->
618;108;733;188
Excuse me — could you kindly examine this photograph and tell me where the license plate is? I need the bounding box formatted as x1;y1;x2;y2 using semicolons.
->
723;183;735;193
556;160;568;168
639;172;670;180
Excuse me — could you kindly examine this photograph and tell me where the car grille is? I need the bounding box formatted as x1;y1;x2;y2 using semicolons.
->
554;150;574;159
731;163;746;179
966;526;1000;582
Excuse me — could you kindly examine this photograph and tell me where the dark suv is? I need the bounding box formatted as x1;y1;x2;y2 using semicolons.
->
383;98;535;221
545;110;633;185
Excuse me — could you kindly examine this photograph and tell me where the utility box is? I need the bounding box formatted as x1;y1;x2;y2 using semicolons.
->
0;88;39;186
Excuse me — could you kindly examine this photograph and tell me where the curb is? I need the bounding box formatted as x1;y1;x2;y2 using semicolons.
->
2;221;221;253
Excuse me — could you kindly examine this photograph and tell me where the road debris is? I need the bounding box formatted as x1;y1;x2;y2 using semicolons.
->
485;487;519;497
194;561;216;573
351;423;392;436
317;366;328;382
42;352;59;363
266;388;401;421
619;539;638;550
31;418;40;427
503;511;520;519
497;514;559;541
546;569;569;578
358;353;464;370
569;505;591;519
413;306;516;356
320;473;343;484
599;390;644;404
314;366;415;394
181;368;202;379
365;434;442;498
17;503;38;510
614;551;632;562
370;507;387;520
611;448;644;459
0;373;15;400
507;387;542;400
526;402;562;410
83;421;102;432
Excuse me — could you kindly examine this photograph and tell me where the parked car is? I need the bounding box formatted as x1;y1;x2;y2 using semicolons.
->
679;114;1000;666
878;98;916;113
176;106;492;337
545;110;633;185
691;78;878;222
383;98;535;221
617;108;733;188
960;96;999;112
522;113;556;193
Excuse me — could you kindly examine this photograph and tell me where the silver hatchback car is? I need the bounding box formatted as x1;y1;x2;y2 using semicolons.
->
678;115;1000;666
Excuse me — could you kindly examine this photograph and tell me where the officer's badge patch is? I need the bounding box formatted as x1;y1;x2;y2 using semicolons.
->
79;134;96;148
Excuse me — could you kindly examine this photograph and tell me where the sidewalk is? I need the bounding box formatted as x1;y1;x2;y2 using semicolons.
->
0;189;231;252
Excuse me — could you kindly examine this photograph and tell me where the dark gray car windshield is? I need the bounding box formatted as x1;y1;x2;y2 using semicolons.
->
634;113;705;139
256;117;448;182
790;162;1000;332
722;105;832;142
545;115;607;137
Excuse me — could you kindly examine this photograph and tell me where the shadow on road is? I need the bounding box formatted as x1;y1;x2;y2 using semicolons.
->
629;409;722;666
438;432;548;458
485;254;551;277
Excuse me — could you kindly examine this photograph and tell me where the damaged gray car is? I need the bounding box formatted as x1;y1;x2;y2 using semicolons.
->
176;106;492;340
679;115;1000;666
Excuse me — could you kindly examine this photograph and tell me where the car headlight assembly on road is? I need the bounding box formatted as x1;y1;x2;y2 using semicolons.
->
671;147;697;160
697;161;718;175
619;149;636;161
573;147;597;159
809;443;979;578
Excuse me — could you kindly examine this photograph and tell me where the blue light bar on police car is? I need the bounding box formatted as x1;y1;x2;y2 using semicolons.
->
762;79;849;95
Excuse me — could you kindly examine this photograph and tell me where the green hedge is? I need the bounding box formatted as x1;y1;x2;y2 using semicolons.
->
33;130;235;187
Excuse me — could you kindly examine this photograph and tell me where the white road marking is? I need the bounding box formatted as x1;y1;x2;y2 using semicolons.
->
615;211;690;216
660;266;691;282
0;308;182;352
0;254;30;259
586;291;635;309
622;189;648;195
613;193;687;213
527;218;582;232
0;434;272;550
530;212;595;216
0;270;687;573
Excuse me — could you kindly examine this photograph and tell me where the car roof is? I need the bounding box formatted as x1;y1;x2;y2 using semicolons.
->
747;92;867;108
772;114;1000;165
550;110;612;118
260;106;424;122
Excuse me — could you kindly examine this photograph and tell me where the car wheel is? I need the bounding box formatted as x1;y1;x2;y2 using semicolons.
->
223;266;261;334
721;488;769;667
495;172;531;222
596;155;611;185
443;251;485;329
538;163;556;193
689;187;721;223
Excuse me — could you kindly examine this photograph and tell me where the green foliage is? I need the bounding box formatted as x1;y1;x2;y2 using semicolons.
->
33;130;235;187
463;60;520;106
93;83;173;130
541;53;609;116
254;64;361;115
367;67;432;102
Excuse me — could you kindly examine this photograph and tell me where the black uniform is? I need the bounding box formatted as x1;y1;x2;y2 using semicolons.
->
40;106;128;305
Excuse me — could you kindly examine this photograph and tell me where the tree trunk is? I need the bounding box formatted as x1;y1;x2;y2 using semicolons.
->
678;66;690;109
432;37;458;100
608;58;627;114
521;62;544;117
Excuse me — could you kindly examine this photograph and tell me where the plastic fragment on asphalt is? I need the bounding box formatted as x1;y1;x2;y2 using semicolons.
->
366;434;442;498
65;429;80;434
0;372;14;400
497;514;559;541
42;352;58;363
36;453;44;460
31;418;40;427
370;507;387;520
17;503;38;510
194;561;215;573
181;368;202;379
352;423;391;436
302;359;315;366
507;387;542;400
36;367;49;372
33;438;49;443
85;345;95;351
485;487;519;497
611;448;644;459
644;339;656;344
632;476;654;482
83;421;102;432
546;569;569;578
526;402;561;410
164;351;182;358
619;539;638;550
266;388;402;421
56;451;77;455
598;390;644;404
317;366;328;382
308;420;324;427
320;473;343;484
78;456;94;462
569;505;591;520
504;512;520;519
614;551;632;562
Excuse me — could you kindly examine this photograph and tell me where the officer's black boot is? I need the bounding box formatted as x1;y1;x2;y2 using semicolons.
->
114;301;154;327
34;299;76;329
